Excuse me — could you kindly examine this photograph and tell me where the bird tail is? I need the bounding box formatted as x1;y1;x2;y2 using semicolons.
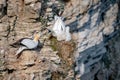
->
10;41;21;48
16;46;27;55
9;38;24;48
9;43;18;48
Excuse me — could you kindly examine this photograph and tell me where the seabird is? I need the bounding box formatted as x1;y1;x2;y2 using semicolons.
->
53;15;66;37
52;15;71;41
10;32;41;56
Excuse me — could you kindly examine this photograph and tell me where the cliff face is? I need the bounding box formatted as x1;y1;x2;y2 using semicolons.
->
63;0;120;80
0;0;120;80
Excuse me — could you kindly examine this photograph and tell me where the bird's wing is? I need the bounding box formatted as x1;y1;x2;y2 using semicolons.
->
21;39;38;49
53;16;66;35
16;46;27;55
10;38;29;48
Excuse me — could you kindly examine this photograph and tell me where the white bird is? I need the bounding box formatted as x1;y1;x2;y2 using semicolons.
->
10;32;41;56
52;15;71;41
53;15;66;37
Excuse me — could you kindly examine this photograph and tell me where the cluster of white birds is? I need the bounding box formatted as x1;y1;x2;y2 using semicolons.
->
10;15;71;56
52;15;71;41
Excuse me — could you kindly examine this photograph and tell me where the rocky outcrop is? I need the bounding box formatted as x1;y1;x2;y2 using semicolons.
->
62;0;120;80
0;0;120;80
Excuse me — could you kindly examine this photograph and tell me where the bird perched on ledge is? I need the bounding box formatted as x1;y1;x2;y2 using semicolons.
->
52;15;71;41
10;32;41;56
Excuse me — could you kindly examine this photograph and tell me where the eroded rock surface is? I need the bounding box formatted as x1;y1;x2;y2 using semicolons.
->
0;0;120;80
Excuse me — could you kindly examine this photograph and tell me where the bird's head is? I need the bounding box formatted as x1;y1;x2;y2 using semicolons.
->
33;32;40;42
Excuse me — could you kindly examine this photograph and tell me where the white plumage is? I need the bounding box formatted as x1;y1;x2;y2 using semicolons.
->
52;15;71;41
21;39;38;49
53;16;66;37
10;32;40;56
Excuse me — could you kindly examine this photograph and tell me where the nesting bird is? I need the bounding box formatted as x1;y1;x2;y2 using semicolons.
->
10;32;41;56
52;15;71;41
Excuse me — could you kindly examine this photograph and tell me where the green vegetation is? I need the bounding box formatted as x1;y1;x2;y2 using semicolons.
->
49;36;76;80
49;37;59;51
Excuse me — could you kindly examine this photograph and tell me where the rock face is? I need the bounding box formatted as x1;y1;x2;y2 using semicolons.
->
0;0;120;80
62;0;120;80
